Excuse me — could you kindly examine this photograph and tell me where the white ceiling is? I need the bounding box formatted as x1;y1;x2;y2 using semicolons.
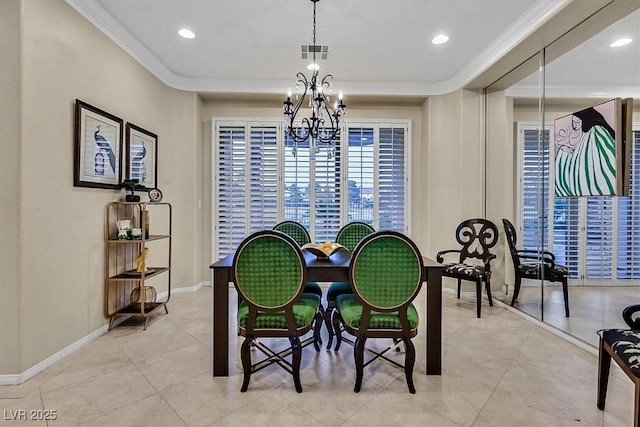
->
67;0;639;98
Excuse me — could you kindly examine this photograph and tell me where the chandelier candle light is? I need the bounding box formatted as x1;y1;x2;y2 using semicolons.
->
283;0;346;159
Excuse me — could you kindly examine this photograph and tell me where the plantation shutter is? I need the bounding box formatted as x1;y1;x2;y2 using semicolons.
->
283;133;312;230
346;128;375;227
552;197;580;278
616;130;640;279
378;126;407;232
215;124;249;257
215;119;410;257
521;128;550;250
313;143;342;243
248;125;279;233
345;124;407;232
585;197;614;279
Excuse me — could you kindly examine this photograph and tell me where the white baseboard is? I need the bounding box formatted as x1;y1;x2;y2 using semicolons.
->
0;283;207;386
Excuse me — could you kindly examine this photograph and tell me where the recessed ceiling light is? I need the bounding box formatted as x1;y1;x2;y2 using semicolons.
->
178;28;195;39
432;34;449;45
610;38;631;47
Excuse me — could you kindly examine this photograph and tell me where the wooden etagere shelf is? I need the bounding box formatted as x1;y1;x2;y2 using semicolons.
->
105;201;172;330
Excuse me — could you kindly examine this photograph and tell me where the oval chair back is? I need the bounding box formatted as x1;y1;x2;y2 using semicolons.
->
233;230;307;334
350;231;424;331
273;221;311;246
336;221;376;251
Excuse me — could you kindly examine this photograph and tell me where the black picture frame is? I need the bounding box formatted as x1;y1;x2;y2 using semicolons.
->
125;122;158;190
73;99;123;189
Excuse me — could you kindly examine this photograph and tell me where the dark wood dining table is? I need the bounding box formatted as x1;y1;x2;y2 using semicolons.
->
210;249;444;376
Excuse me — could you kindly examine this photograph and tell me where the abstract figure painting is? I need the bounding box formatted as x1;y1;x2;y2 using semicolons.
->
125;123;157;190
554;98;632;197
74;99;123;189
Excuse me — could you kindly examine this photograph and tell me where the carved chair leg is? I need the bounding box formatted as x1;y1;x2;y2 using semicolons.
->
485;278;493;306
240;336;253;392
403;337;416;394
313;312;322;351
457;279;462;299
511;276;522;307
597;338;611;410
634;380;639;427
324;307;335;350
332;310;343;351
354;336;366;393
289;335;303;393
476;280;482;318
562;277;570;317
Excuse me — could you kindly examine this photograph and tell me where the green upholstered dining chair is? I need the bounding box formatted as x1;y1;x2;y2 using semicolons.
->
325;222;375;350
233;230;322;393
273;221;324;306
334;231;424;393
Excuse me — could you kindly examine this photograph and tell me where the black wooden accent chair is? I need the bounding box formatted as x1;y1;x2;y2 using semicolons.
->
273;221;324;308
502;218;569;317
436;218;498;318
334;231;424;393
232;230;322;393
325;221;375;350
597;304;640;427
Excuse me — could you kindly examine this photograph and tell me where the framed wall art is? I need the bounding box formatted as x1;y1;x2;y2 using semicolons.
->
73;99;123;189
125;123;157;190
554;98;632;197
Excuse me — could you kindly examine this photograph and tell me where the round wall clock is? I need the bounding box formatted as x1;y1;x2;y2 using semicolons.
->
148;188;163;202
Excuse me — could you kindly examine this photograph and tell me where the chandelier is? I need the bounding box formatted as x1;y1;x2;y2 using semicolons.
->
283;0;346;158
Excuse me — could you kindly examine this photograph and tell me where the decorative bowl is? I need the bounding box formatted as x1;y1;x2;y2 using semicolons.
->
302;242;345;259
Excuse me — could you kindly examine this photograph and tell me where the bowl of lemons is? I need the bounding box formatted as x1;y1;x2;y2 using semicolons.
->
302;241;345;259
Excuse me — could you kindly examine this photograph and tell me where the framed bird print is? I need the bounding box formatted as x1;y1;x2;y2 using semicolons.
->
125;123;157;190
73;99;123;189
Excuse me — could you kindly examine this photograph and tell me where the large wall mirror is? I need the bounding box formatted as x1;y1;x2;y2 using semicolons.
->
486;5;639;347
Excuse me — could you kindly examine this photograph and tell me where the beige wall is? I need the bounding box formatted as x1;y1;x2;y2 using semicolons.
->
1;0;202;376
1;0;22;375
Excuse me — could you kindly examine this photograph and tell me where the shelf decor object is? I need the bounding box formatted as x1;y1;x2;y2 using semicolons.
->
105;201;171;330
301;242;345;260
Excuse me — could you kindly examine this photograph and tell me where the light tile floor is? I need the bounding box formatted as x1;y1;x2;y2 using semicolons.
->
1;286;635;426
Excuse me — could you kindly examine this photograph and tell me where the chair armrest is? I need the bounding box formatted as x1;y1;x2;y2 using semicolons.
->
483;253;497;271
516;250;556;269
436;249;461;264
623;305;640;330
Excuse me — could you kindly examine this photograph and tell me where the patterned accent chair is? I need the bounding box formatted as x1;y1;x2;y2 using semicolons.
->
436;219;498;318
502;218;569;317
597;304;640;427
233;230;323;393
325;222;375;350
334;231;424;393
273;221;324;305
